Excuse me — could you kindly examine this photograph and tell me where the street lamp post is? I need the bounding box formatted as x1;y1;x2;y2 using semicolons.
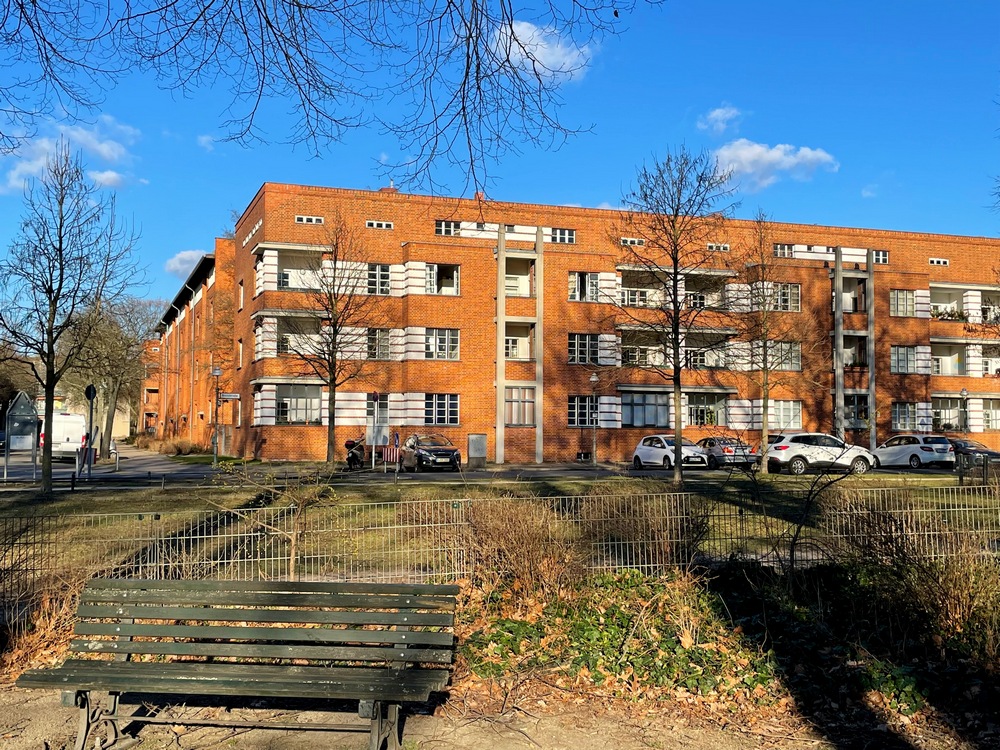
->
211;367;222;468
589;372;599;467
960;387;969;433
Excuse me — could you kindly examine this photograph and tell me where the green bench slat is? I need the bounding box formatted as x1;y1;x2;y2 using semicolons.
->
75;604;453;627
84;579;460;597
18;662;449;701
80;589;456;611
70;640;454;663
73;622;453;646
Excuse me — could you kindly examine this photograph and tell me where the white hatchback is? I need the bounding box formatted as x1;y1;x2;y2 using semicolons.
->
766;433;876;475
632;435;708;470
873;434;954;469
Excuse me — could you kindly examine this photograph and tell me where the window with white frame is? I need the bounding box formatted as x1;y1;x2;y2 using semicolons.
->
687;393;727;426
424;394;459;425
275;385;322;425
771;283;801;312
844;394;870;429
873;250;889;264
295;215;324;225
425;263;459;295
551;227;576;244
622;343;660;366
773;243;794;258
769;400;802;430
621;393;670;428
707;242;730;253
367;328;390;360
890;345;917;373
366;220;393;230
435;220;460;236
366;394;388;425
368;263;390;295
569;271;600;302
620;237;645;247
929;258;950;267
568;333;599;364
568;395;597;427
504;387;536;426
889;289;916;317
891;402;917;431
932;398;963;431
770;341;801;371
504;337;520;359
984;399;1000;430
424;328;459;360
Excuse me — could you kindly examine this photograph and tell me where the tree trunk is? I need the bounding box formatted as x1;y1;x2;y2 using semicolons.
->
40;379;55;494
102;380;122;457
326;379;337;463
759;365;770;475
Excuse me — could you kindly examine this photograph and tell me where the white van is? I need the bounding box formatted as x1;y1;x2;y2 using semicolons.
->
40;413;88;461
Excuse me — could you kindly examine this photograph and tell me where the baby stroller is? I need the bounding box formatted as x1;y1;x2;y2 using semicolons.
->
344;438;365;471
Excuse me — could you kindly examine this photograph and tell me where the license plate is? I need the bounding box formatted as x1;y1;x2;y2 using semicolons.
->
435;457;449;463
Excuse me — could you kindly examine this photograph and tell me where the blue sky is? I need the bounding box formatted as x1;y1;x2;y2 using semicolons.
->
0;0;997;303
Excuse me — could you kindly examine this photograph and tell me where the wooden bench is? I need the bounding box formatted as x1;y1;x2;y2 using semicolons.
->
16;578;459;750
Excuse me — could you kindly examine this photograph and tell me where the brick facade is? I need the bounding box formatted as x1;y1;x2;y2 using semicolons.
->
148;183;1000;463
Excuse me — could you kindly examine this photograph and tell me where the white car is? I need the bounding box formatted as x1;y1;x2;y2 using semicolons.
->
766;433;875;475
632;435;708;470
873;434;954;469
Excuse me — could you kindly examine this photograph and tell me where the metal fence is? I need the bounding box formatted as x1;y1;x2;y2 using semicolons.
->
3;485;1000;630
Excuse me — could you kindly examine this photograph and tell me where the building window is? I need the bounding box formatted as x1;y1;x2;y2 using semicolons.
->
424;393;459;425
569;272;600;302
294;215;324;225
435;220;460;236
425;328;459;360
623;344;660;366
984;399;1000;430
504;387;536;426
621;393;669;428
237;339;243;369
889;289;916;317
425;263;460;295
368;263;390;295
568;395;597;427
773;243;794;258
366;220;393;230
366;393;388;425
771;283;801;312
890;345;917;373
367;328;390;360
770;342;802;371
891;402;917;431
620;237;645;247
688;393;727;426
238;281;244;311
932;398;962;431
685;292;707;309
707;242;730;253
844;394;870;429
929;258;950;267
568;333;599;364
873;250;889;264
769;400;802;430
551;227;576;244
275;385;322;425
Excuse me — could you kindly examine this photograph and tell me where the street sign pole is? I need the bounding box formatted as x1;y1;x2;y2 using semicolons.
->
84;384;97;481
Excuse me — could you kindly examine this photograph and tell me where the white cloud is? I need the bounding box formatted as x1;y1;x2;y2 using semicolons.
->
715;138;839;191
496;21;591;81
861;184;878;199
197;135;215;152
697;105;741;135
88;170;125;188
60;115;139;163
165;250;207;279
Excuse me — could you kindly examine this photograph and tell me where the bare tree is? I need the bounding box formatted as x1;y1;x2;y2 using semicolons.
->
614;147;739;483
63;298;164;456
3;0;633;189
0;141;140;492
724;212;827;473
277;214;394;463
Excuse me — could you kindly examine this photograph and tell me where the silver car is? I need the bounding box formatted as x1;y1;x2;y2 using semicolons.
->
873;434;954;469
696;436;759;470
632;435;708;470
766;433;875;475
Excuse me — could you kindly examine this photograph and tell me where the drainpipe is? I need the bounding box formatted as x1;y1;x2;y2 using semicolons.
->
495;225;507;464
867;249;877;452
833;247;845;440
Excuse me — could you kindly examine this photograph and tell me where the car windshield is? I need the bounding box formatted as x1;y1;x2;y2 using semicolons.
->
417;435;453;447
961;441;990;451
924;437;950;445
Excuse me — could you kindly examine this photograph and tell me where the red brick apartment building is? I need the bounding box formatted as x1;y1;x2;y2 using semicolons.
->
146;183;1000;464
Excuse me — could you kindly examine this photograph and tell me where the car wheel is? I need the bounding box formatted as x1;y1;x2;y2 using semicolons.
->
707;455;719;471
633;456;643;470
851;457;870;475
662;455;672;470
908;454;922;469
788;457;808;475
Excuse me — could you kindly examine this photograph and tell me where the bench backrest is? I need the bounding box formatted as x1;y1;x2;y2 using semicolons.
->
72;578;458;667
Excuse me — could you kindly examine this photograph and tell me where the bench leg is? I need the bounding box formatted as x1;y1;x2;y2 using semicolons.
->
367;701;401;750
69;691;126;750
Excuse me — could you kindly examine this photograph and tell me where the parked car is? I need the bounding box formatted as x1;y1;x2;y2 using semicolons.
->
873;434;954;469
400;433;462;472
766;433;875;475
632;435;707;470
696;436;758;470
948;438;1000;467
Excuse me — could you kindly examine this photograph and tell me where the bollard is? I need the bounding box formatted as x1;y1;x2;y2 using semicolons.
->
70;473;76;492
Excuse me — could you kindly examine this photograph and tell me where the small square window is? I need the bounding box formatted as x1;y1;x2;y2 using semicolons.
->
366;220;394;230
551;228;576;244
929;257;949;267
435;220;461;236
873;250;889;264
708;242;730;252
